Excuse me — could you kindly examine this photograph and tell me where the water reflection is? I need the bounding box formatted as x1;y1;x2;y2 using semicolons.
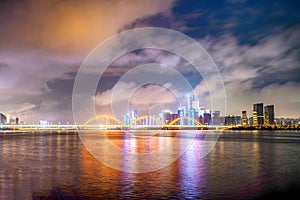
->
0;130;299;199
79;130;199;173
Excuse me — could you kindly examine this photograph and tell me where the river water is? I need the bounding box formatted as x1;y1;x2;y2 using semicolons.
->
0;130;299;199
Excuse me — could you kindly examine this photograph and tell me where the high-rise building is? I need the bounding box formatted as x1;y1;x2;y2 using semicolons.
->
212;110;222;125
6;114;10;124
0;113;6;124
235;116;242;125
203;113;211;125
178;107;185;125
264;105;275;125
224;115;236;126
186;94;194;111
242;111;248;126
249;117;254;125
123;114;130;125
213;111;220;118
131;109;138;120
188;108;196;125
253;103;264;125
253;111;258;126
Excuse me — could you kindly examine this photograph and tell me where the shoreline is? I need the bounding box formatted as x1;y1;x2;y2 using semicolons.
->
0;125;300;132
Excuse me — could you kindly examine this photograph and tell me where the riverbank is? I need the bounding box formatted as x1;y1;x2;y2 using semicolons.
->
226;125;300;131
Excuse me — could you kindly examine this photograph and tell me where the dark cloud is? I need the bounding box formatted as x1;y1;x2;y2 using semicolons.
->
119;1;300;117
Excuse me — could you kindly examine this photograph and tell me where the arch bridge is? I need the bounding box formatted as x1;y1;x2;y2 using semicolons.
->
80;115;203;130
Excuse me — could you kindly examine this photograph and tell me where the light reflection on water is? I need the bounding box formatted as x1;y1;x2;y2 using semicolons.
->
0;130;299;199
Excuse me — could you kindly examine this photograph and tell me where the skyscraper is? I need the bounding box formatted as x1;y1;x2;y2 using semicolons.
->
253;103;264;125
212;111;222;125
253;111;258;126
123;114;130;125
224;115;235;126
242;111;248;126
6;114;10;124
188;108;196;125
203;113;211;125
131;109;137;120
264;105;275;125
178;107;185;125
0;113;6;124
186;94;194;111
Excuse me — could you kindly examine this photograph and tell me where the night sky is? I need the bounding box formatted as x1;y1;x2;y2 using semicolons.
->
0;0;299;123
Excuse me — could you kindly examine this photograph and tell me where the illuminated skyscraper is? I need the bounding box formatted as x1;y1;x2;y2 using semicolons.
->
178;107;185;125
6;114;10;124
264;105;275;125
249;117;254;125
235;116;242;125
131;109;137;120
253;103;264;125
123;114;130;125
188;108;196;125
242;111;247;126
186;94;194;111
0;113;6;124
253;111;258;126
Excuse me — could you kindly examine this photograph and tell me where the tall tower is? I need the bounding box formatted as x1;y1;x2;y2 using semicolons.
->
242;111;247;126
186;94;194;111
0;113;7;124
264;105;275;125
6;114;10;124
178;107;185;125
253;111;258;126
188;108;196;125
131;109;137;120
253;103;264;125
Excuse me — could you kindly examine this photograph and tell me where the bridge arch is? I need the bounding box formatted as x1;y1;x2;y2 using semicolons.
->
82;115;124;128
129;116;165;126
168;117;202;126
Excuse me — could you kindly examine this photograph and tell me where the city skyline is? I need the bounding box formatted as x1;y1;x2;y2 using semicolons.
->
0;84;298;125
1;98;299;127
0;0;299;122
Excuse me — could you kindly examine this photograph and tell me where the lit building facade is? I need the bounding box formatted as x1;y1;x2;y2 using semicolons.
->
0;113;6;124
253;103;264;125
253;111;258;126
264;105;275;125
242;111;247;126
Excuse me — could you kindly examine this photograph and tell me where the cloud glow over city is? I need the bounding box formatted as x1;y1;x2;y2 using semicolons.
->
0;0;299;123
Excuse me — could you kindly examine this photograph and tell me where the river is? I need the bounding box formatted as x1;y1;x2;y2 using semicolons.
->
0;130;299;199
